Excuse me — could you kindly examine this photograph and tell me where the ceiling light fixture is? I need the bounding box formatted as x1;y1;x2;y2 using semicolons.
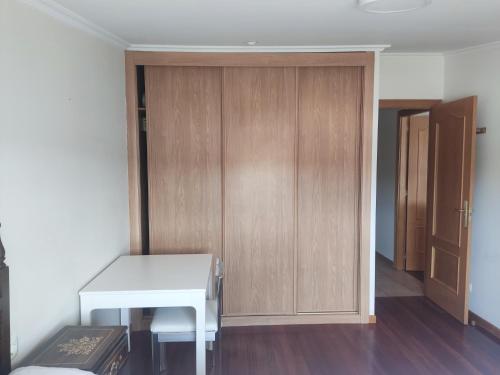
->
247;41;258;46
358;0;431;14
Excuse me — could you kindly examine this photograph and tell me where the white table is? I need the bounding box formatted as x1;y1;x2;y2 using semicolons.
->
79;254;212;375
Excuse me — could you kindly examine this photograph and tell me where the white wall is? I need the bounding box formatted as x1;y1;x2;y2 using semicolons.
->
375;109;399;261
444;44;500;328
0;0;129;364
380;54;444;99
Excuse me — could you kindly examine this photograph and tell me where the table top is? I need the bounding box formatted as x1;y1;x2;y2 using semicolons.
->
79;254;212;295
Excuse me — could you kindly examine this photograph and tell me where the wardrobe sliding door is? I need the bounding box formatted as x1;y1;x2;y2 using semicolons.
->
145;66;222;258
297;67;362;313
138;58;371;321
223;67;296;315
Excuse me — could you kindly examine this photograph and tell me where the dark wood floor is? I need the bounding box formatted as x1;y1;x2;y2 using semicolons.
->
120;297;500;375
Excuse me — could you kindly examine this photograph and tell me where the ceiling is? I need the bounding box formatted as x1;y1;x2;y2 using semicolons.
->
51;0;500;52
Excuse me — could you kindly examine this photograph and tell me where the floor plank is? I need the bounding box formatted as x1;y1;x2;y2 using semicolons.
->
120;297;500;375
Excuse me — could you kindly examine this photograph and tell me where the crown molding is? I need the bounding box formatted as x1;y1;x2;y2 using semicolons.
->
18;0;128;48
444;40;500;56
381;52;444;57
127;44;390;53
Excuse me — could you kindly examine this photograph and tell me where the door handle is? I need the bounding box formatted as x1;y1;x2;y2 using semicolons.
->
456;200;472;228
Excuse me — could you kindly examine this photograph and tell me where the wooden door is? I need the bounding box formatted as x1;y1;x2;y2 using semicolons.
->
425;97;477;324
297;67;362;313
223;67;296;315
145;67;222;257
406;115;429;271
394;114;410;271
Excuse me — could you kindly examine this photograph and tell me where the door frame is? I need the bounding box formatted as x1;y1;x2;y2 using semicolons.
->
126;52;375;325
378;99;441;270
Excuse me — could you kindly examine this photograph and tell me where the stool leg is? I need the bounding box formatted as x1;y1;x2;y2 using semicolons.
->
159;343;168;373
212;341;215;371
151;333;160;375
216;331;222;374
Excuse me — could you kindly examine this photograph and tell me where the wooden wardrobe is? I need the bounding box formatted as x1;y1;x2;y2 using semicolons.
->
126;52;374;325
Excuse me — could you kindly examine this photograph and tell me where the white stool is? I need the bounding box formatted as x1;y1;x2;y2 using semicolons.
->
151;258;224;374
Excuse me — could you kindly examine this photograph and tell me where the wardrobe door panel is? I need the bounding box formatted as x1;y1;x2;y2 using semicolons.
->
297;67;362;313
224;67;296;315
145;66;222;257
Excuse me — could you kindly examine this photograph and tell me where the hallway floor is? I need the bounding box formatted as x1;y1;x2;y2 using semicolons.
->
376;254;424;297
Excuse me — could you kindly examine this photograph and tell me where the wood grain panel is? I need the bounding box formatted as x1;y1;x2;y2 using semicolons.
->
406;115;429;271
145;66;222;258
127;52;374;324
425;96;477;324
394;115;410;271
431;246;459;293
222;312;362;326
128;51;373;67
223;67;296;316
379;99;441;110
432;118;466;248
297;67;362;313
359;60;374;323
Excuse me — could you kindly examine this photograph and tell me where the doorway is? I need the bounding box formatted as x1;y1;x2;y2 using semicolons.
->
376;96;483;324
396;111;430;277
375;100;439;298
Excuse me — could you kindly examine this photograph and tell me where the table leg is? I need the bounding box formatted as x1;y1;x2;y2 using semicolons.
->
80;304;92;326
195;296;206;375
120;308;131;351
